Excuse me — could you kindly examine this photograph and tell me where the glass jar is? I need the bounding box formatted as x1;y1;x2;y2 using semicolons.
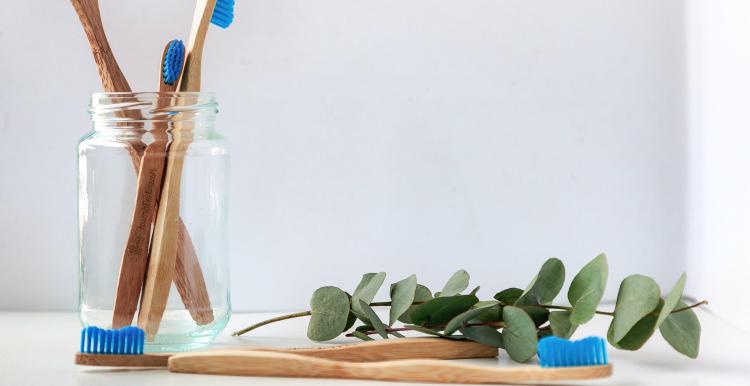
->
78;92;230;351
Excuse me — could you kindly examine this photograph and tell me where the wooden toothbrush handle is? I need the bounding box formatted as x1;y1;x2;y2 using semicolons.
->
138;128;194;340
112;135;168;328
252;338;498;362
70;0;130;92
168;350;613;384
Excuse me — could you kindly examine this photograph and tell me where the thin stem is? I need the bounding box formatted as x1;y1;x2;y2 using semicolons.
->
231;311;312;336
671;300;708;313
539;304;614;316
346;327;413;337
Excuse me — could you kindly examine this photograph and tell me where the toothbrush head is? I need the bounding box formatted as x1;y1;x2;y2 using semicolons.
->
162;40;185;86
211;0;235;29
80;326;145;355
537;336;608;368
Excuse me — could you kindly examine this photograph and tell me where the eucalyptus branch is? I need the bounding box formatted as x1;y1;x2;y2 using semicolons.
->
230;254;705;361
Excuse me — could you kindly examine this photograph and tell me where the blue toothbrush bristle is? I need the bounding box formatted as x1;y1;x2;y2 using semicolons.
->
162;40;185;86
80;326;145;355
537;336;608;368
211;0;235;28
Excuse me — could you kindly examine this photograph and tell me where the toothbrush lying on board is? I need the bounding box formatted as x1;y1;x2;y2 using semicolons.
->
75;327;498;367
138;0;235;340
69;0;214;328
168;336;611;383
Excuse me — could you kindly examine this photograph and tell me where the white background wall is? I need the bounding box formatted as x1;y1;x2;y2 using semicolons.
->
686;0;750;328
0;1;693;312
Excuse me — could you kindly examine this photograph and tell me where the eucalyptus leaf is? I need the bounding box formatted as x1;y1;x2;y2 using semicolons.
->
494;288;523;305
519;305;550;327
352;331;374;341
359;300;389;339
549;311;577;339
502;306;538;362
471;304;503;323
307;286;352;341
389;275;418;326
343;292;357;331
411;295;479;327
469;286;481;296
355;324;374;332
608;300;663;350
568;253;608;325
439;270;470;297
660;301;700;358
461;326;504;348
398;284;433;324
656;273;687;327
516;258;565;306
351;272;386;321
444;305;495;336
610;274;661;342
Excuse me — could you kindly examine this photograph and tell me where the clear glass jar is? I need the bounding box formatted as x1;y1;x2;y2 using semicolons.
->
78;92;230;351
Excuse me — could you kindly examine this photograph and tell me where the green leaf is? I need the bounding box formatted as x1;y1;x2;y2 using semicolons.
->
439;270;470;297
469;286;481;296
516;258;565;306
660;301;700;358
343;292;357;332
405;324;444;337
610;274;661;342
307;286;351;341
568;253;608;325
519;305;550;327
355;324;373;332
352;331;374;341
501;306;538;362
549;311;577;339
359;300;389;339
398;284;433;324
411;295;479;327
389;274;418;326
494;288;523;305
461;326;504;348
656;273;687;327
608;300;662;350
444;305;496;335
351;272;386;321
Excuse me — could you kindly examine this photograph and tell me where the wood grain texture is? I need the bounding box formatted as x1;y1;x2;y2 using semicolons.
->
251;338;498;362
168;351;613;383
75;353;169;367
179;0;217;92
69;0;130;92
75;338;497;367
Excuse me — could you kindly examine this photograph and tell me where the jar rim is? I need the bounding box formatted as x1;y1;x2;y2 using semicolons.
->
91;91;216;98
89;92;218;124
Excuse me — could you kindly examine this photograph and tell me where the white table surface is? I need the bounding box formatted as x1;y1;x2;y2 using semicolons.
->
1;309;748;386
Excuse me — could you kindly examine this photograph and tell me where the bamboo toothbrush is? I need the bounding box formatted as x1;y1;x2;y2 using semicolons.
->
111;40;184;328
167;337;612;383
138;0;235;340
70;0;214;328
75;327;498;367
